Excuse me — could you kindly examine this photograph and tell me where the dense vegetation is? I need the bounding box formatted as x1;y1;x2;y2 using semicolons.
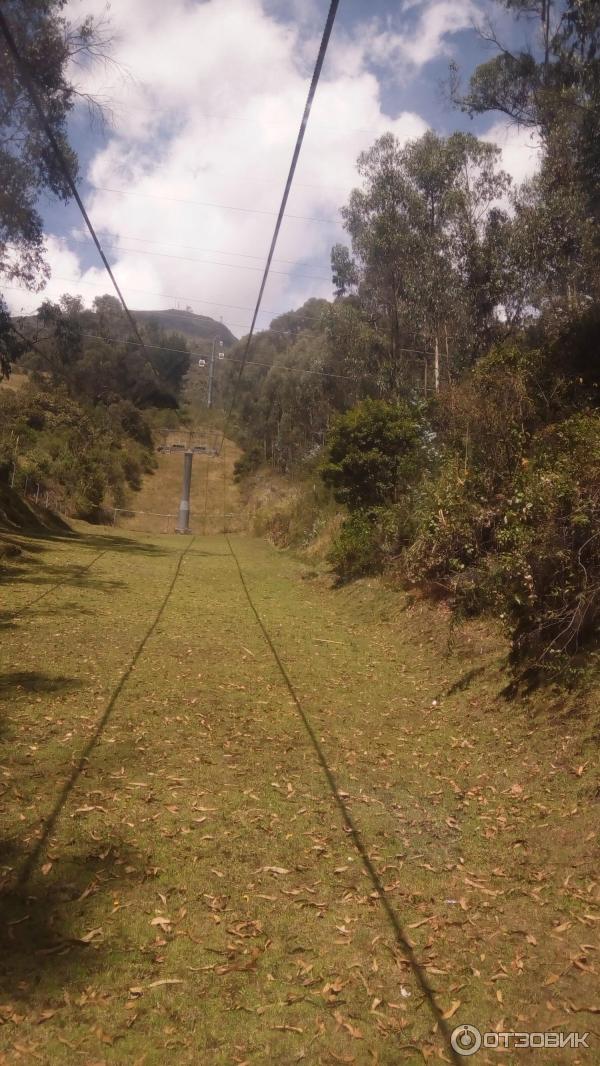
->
0;294;197;517
0;3;229;519
228;0;600;680
2;0;599;678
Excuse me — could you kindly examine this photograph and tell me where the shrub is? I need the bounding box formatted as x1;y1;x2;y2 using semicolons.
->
234;447;262;483
402;455;497;604
321;398;424;510
328;507;399;581
492;411;600;667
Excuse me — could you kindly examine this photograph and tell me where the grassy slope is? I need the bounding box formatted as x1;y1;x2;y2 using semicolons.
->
0;525;598;1065
116;434;242;536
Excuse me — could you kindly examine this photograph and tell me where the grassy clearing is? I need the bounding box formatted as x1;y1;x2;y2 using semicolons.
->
116;433;241;537
0;526;598;1065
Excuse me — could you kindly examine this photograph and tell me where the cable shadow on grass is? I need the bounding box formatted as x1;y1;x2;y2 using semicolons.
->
0;670;81;740
1;562;127;591
0;835;149;999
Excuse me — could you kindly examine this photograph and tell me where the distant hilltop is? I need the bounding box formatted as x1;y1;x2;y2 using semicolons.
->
133;308;237;348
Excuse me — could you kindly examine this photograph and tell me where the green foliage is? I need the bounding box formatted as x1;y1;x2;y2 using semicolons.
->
222;299;331;471
0;382;155;518
321;399;423;510
0;1;105;376
233;447;262;483
328;512;381;580
328;509;395;581
492;412;600;667
26;295;191;408
403;457;493;592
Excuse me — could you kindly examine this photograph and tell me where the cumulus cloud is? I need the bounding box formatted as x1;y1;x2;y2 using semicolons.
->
5;0;431;333
5;0;536;335
483;120;542;188
365;0;478;75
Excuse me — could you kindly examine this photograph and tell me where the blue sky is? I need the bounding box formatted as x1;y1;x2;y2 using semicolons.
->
7;0;541;335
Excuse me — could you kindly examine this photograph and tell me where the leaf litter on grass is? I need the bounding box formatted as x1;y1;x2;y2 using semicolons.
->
0;530;597;1064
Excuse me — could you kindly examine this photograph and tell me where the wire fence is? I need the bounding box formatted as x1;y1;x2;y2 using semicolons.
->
8;473;243;536
113;507;244;536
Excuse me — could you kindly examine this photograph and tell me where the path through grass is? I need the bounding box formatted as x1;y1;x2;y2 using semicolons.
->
0;528;598;1064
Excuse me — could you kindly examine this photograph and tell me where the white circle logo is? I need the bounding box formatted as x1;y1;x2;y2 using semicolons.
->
451;1025;482;1057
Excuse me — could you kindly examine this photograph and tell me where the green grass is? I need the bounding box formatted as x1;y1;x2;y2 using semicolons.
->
0;527;598;1065
116;433;242;537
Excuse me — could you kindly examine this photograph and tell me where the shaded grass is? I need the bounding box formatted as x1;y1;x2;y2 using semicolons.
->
0;530;597;1064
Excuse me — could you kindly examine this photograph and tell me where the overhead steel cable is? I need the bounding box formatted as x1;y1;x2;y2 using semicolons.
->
217;0;341;454
90;184;341;226
0;9;147;357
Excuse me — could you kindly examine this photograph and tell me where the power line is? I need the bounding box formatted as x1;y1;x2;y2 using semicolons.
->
1;277;286;319
0;9;147;355
219;0;341;453
16;315;437;384
90;184;342;226
87;232;312;268
225;535;461;1066
76;329;360;381
64;232;332;283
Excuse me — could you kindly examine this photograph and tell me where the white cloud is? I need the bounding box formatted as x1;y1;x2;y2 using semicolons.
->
5;0;433;333
483;119;542;188
365;1;478;75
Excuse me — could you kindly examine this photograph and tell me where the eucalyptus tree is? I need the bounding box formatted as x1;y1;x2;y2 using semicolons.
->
330;130;511;392
455;0;600;308
0;0;106;375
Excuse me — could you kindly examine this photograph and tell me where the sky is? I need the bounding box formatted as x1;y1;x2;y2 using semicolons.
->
6;0;542;337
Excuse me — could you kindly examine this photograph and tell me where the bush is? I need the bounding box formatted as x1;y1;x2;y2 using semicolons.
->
402;455;497;606
0;384;155;519
321;398;424;510
492;412;600;667
328;507;398;581
234;447;262;483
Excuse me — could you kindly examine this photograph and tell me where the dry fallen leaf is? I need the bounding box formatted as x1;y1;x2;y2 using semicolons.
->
442;1000;461;1020
150;916;172;932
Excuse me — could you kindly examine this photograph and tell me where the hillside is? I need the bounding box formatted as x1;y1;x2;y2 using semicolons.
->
133;308;236;350
115;430;242;535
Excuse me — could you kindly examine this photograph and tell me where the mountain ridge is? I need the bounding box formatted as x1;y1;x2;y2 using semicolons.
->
134;308;236;348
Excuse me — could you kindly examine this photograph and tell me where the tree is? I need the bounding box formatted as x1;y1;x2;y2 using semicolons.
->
0;0;105;375
331;131;512;393
453;1;600;313
456;1;600;218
